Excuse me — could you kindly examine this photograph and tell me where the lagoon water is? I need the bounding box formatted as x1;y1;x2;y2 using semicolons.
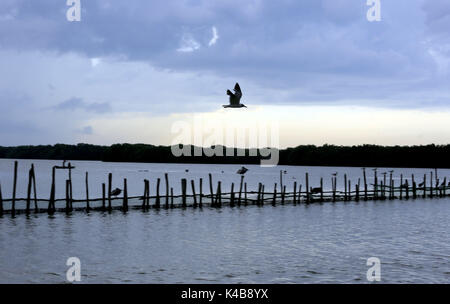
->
0;159;449;283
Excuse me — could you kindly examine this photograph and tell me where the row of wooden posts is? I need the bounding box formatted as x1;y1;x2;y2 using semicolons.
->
0;161;449;216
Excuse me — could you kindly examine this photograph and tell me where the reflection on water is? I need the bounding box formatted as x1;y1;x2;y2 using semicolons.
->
0;197;449;283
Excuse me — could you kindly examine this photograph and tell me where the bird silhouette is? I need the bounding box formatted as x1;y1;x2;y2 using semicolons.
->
223;83;246;108
110;188;122;197
237;166;248;174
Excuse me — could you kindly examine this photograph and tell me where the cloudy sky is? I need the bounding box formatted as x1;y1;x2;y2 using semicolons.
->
0;0;449;148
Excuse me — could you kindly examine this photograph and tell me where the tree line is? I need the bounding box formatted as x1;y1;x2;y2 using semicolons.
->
0;143;449;168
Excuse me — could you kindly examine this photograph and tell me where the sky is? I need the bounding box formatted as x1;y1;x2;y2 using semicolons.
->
0;0;449;148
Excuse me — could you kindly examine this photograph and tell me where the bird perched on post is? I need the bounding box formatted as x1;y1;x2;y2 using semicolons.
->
223;83;246;108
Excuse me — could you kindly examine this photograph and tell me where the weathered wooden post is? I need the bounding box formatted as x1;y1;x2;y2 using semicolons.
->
181;178;187;207
170;187;174;208
280;170;283;193
0;183;3;215
142;180;147;209
238;175;244;206
48;166;56;214
273;183;277;206
355;183;360;202
422;174;426;199
85;172;90;211
108;173;112;210
293;181;297;204
199;178;203;208
26;167;32;213
412;175;417;199
261;185;265;205
332;177;336;202
348;180;351;202
405;179;409;200
320;178;324;202
31;165;38;212
155;178;161;208
344;174;348;201
12;161;18;215
298;184;302;204
389;172;393;200
305;173;310;204
230;183;235;207
209;173;214;205
363;168;368;201
65;179;70;212
217;181;222;207
123;178;128;211
191;180;198;208
430;172;433;199
102;183;106;210
256;183;261;205
400;174;403;200
374;171;378;200
165;173;169;207
244;183;247;205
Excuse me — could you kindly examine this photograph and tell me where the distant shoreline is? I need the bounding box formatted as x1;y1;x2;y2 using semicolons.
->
1;143;449;169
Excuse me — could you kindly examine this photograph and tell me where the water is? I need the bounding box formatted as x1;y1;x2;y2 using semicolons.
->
0;159;449;283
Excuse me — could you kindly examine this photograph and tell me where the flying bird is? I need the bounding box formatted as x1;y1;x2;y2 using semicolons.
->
224;83;246;108
110;188;122;197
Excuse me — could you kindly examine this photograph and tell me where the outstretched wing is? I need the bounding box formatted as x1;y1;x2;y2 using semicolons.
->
234;83;242;96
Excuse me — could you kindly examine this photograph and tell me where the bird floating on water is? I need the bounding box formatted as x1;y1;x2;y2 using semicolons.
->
223;83;246;108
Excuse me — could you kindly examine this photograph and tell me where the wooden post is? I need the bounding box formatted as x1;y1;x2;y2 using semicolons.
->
256;183;261;205
217;181;222;207
422;174;426;199
108;173;112;210
374;171;378;200
405;179;409;200
355;183;360;202
280;170;283;193
170;187;174;208
12;161;18;215
102;183;106;210
164;173;169;208
282;186;286;204
298;184;302;204
181;178;187;207
348;180;351;202
443;177;447;197
412;175;416;199
389;172;393;200
320;178;324;202
142;180;147;209
400;174;403;200
0;183;3;215
123;178;128;211
146;180;150;208
85;172;90;211
244;183;247;205
191;180;197;208
363;168;368;201
31;165;38;212
209;173;214;205
155;178;161;208
261;185;265;205
305;173;310;204
65;179;70;212
430;172;433;199
332;177;336;202
238;176;244;206
230;183;235;207
344;174;348;201
48;166;56;214
293;181;297;204
273;183;277;206
199;178;203;208
26;167;32;213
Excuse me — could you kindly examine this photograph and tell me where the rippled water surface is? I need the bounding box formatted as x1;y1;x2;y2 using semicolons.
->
0;159;449;283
